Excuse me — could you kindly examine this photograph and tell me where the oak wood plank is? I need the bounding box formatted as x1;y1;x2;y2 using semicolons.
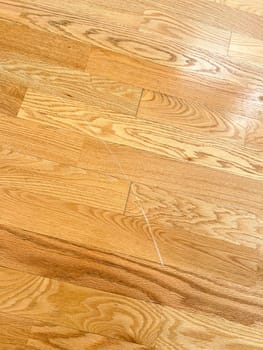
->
87;47;263;118
139;9;230;55
0;186;159;262
157;305;263;350
78;135;263;215
0;50;142;116
224;0;263;16
1;224;263;326
0;20;91;70
18;90;263;181
137;89;252;143
0;266;162;347
125;182;263;249
0;113;85;165
0;146;130;213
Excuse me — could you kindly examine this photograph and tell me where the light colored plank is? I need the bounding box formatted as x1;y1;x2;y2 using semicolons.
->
126;182;263;249
27;323;152;350
78;136;263;215
229;32;263;69
0;146;130;213
0;51;142;116
138;89;252;143
0;113;84;166
141;0;263;40
157;305;263;350
0;186;159;263
87;47;263;118
225;0;263;16
18;90;263;181
139;9;230;55
0;266;162;347
0;20;91;70
1;224;263;327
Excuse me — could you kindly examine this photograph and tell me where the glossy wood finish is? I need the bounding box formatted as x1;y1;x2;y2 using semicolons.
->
0;0;262;349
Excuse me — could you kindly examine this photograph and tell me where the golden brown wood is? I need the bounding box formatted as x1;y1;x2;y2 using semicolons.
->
0;1;263;348
87;47;263;118
125;182;263;249
137;89;251;142
27;323;154;350
18;89;263;181
0;146;130;212
0;73;26;116
0;266;162;346
0;20;91;70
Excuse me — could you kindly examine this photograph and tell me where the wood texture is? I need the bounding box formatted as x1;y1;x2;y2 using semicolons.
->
0;0;263;349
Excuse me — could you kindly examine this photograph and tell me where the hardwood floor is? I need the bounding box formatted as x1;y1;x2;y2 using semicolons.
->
0;0;262;349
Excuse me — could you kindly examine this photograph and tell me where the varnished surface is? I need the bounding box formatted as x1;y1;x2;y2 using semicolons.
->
0;0;263;349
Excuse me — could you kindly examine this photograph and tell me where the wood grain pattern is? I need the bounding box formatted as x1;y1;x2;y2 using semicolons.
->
0;312;31;350
0;1;263;348
27;323;153;350
0;185;159;262
139;9;230;54
140;0;263;40
0;113;85;165
0;223;261;320
0;50;142;116
0;146;130;213
0;73;26;116
137;89;252;142
87;47;263;118
224;0;263;16
0;20;91;70
157;305;263;350
229;32;263;68
19;89;263;181
125;182;263;249
79;136;263;214
0;266;162;347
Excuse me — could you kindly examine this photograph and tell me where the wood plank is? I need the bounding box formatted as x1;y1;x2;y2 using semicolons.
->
139;9;230;55
0;51;142;116
229;32;263;69
141;0;263;41
0;176;258;287
157;305;263;350
0;311;151;350
78;136;263;215
0;20;91;70
87;47;263;118
0;224;263;326
0;266;162;347
0;146;130;213
125;182;263;249
0;73;27;116
18;90;263;181
224;0;263;17
0;114;84;165
0;186;159;263
137;89;252;143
